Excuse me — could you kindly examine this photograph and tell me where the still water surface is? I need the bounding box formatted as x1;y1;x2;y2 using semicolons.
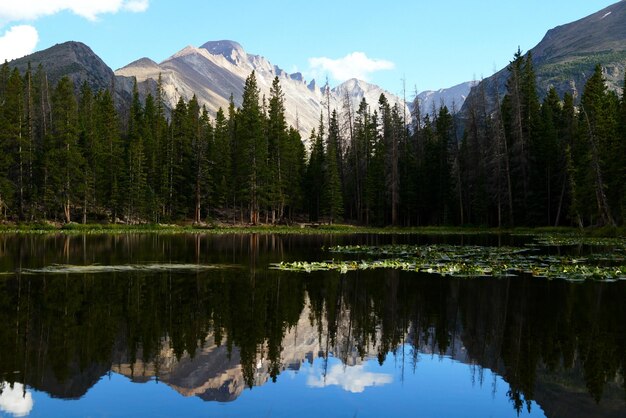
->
0;233;624;418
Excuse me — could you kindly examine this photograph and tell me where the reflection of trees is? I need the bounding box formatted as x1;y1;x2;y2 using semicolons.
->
0;234;624;412
307;271;626;412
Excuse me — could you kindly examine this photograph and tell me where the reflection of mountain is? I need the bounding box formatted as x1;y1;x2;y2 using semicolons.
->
110;296;453;401
112;299;367;402
114;338;244;402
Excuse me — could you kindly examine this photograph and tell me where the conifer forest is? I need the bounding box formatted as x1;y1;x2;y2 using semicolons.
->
1;52;625;227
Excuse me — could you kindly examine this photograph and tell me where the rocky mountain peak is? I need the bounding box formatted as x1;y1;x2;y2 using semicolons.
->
200;40;247;65
8;41;114;94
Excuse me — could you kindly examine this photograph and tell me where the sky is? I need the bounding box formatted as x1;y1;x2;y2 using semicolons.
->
0;0;621;96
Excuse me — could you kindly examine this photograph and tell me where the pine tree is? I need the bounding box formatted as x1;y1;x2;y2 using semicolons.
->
47;76;83;223
619;76;626;219
537;88;566;226
211;108;231;211
236;72;267;224
267;77;288;222
0;64;15;218
579;65;616;226
283;127;305;219
306;125;325;222
561;93;583;227
325;110;343;223
23;64;37;220
192;104;212;223
503;49;530;223
434;106;453;224
2;69;25;219
126;80;147;220
78;82;96;223
169;96;191;219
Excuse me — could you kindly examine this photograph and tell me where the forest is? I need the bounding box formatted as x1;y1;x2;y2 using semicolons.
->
0;50;625;227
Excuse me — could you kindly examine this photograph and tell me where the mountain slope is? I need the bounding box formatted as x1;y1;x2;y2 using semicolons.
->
8;41;115;92
7;41;139;108
462;0;626;114
416;81;475;115
116;40;409;139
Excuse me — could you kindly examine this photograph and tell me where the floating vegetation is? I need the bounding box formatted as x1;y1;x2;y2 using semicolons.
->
274;244;626;282
531;236;626;248
18;263;233;275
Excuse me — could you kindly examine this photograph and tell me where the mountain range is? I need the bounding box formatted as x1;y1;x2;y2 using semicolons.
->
8;39;411;140
115;40;413;139
7;1;626;137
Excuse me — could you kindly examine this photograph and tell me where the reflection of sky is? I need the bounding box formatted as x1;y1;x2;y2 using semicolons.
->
0;382;34;417
306;363;392;393
23;346;546;418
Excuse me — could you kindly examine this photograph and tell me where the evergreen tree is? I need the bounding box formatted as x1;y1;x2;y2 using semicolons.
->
0;68;23;218
47;77;83;222
236;72;267;224
306;126;324;222
192;105;212;223
325;110;343;223
126;80;148;220
78;82;96;223
578;65;616;226
168;96;192;219
211;108;231;211
283;127;306;219
535;88;565;226
267;77;288;222
94;89;123;221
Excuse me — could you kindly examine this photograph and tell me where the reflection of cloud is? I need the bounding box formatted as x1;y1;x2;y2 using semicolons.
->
0;382;34;417
308;52;395;82
307;364;392;393
0;24;38;62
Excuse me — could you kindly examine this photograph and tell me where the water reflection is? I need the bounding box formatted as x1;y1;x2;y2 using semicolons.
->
0;383;33;417
0;234;624;417
306;363;393;393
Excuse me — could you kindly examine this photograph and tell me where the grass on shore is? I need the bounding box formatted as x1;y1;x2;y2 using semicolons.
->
0;221;624;237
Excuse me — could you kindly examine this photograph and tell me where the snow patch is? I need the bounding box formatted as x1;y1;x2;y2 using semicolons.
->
600;11;612;19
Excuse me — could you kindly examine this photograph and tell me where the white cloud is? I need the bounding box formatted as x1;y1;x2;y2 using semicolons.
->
308;52;395;82
123;0;149;13
0;1;150;23
0;25;39;62
0;382;34;417
307;364;392;393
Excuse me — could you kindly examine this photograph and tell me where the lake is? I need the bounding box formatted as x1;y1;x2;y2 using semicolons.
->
0;233;624;418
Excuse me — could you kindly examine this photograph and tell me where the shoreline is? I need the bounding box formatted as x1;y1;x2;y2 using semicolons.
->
0;222;620;236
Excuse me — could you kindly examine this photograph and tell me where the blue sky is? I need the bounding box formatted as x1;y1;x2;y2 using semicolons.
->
0;1;620;95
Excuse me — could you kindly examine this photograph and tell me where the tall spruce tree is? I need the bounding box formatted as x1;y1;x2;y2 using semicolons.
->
126;80;147;220
306;126;324;222
48;76;83;222
94;89;123;221
579;65;616;226
267;77;288;222
236;72;267;224
78;82;96;223
325;110;343;223
211;108;231;211
0;64;15;218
